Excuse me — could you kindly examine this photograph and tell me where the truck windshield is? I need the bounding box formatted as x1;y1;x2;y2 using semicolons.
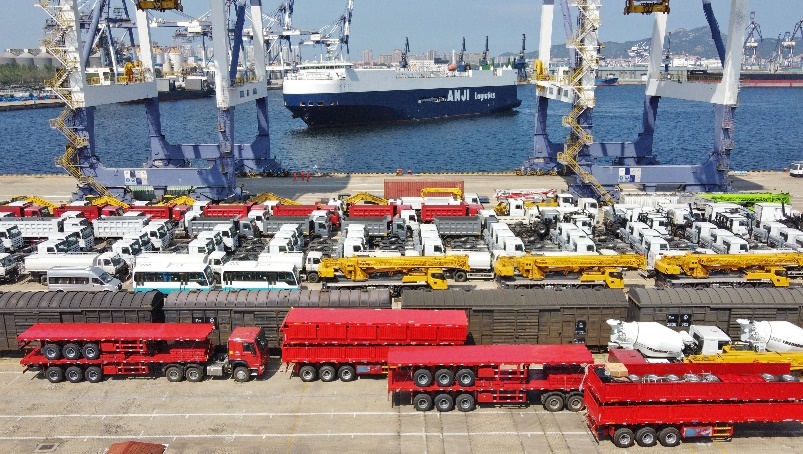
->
110;256;122;267
0;256;13;267
255;330;268;350
81;228;92;239
130;242;142;255
8;226;20;238
55;243;69;253
98;271;113;283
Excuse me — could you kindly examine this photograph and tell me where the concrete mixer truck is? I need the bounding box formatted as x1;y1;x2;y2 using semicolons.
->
607;319;803;371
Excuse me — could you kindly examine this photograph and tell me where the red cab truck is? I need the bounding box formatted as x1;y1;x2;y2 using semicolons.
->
53;204;123;221
586;349;803;448
280;308;468;382
18;323;269;384
387;344;592;413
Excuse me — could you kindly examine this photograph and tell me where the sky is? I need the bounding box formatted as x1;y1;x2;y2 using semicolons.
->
0;0;800;57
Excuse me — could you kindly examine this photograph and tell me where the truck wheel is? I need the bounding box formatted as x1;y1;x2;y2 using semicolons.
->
233;366;250;383
42;343;61;361
319;365;337;382
658;426;681;447
455;393;475;412
65;366;83;383
45;366;64;384
413;369;433;387
413;393;433;411
82;343;100;360
338;365;356;382
299;365;317;382
453;271;468;282
185;365;204;382
435;368;455;387
85;366;103;383
62;343;81;360
565;393;585;412
455;369;475;387
165;365;184;382
434;393;454;412
636;427;658;447
612;427;635;448
543;393;565;412
307;272;320;283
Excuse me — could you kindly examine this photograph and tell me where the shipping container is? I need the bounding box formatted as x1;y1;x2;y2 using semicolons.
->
401;289;627;348
163;289;391;347
626;287;803;339
0;291;162;350
384;180;465;200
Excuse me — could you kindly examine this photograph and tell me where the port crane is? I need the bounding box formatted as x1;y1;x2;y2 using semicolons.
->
783;20;803;67
743;11;763;67
38;0;280;203
494;254;646;289
514;34;527;80
524;0;749;202
479;36;490;67
400;37;410;69
299;0;353;60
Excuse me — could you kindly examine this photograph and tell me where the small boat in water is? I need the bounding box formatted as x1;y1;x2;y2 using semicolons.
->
595;77;619;86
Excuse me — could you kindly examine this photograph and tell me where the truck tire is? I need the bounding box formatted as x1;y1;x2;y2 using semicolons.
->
434;393;454;412
455;393;475;412
414;393;433;411
453;271;468;282
65;366;83;383
319;365;337;382
62;343;81;360
636;427;658;447
42;343;61;361
658;426;681;447
307;272;320;283
338;365;356;382
85;366;103;383
543;393;565;412
455;369;475;387
45;366;64;384
565;393;585;412
299;365;317;382
185;365;204;382
165;365;184;382
612;427;635;448
233;366;250;383
434;368;455;387
82;343;100;360
413;369;433;387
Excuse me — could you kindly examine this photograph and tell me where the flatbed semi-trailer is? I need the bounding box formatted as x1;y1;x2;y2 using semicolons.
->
387;344;592;413
281;308;468;382
18;322;269;383
587;354;803;448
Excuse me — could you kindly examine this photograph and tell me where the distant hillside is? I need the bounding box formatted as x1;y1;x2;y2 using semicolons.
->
497;26;786;61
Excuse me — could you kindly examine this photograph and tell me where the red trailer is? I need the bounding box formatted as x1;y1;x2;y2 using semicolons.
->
584;358;803;448
18;323;269;384
272;204;318;217
387;344;592;412
203;202;255;218
0;203;49;217
420;203;467;222
349;204;395;218
280;308;468;382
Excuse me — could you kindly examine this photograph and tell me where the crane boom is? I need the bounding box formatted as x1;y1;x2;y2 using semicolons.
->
344;192;388;205
319;255;470;281
494;254;646;279
420;187;462;200
249;193;301;205
655;253;803;279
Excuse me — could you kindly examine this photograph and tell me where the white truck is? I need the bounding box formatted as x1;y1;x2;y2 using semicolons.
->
197;231;225;252
24;251;128;284
754;221;787;244
685;221;718;244
711;235;750;254
0;253;20;283
187;238;216;256
142;223;170;250
93;216;149;239
699;228;733;249
777;227;803;249
0;225;23;252
0;217;63;239
569;236;597;253
257;249;324;282
444;250;494;281
60;217;95;251
111;237;143;267
124;232;153;252
139;251;230;279
36;237;79;254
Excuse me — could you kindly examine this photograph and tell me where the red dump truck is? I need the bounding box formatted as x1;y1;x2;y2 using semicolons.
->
53;204;123;221
280;308;468;382
18;323;269;384
348;204;396;218
586;348;803;448
0;202;49;217
126;204;189;221
387;344;592;412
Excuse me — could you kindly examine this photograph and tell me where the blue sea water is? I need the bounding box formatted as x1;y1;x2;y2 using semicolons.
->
0;84;801;174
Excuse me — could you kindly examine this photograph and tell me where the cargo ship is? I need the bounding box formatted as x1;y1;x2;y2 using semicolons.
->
688;69;803;87
282;61;521;128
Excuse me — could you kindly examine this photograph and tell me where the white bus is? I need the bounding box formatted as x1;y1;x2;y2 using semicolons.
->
221;261;300;291
132;261;216;293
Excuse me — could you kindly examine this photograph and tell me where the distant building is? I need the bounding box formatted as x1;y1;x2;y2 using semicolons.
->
390;49;403;65
362;49;373;64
